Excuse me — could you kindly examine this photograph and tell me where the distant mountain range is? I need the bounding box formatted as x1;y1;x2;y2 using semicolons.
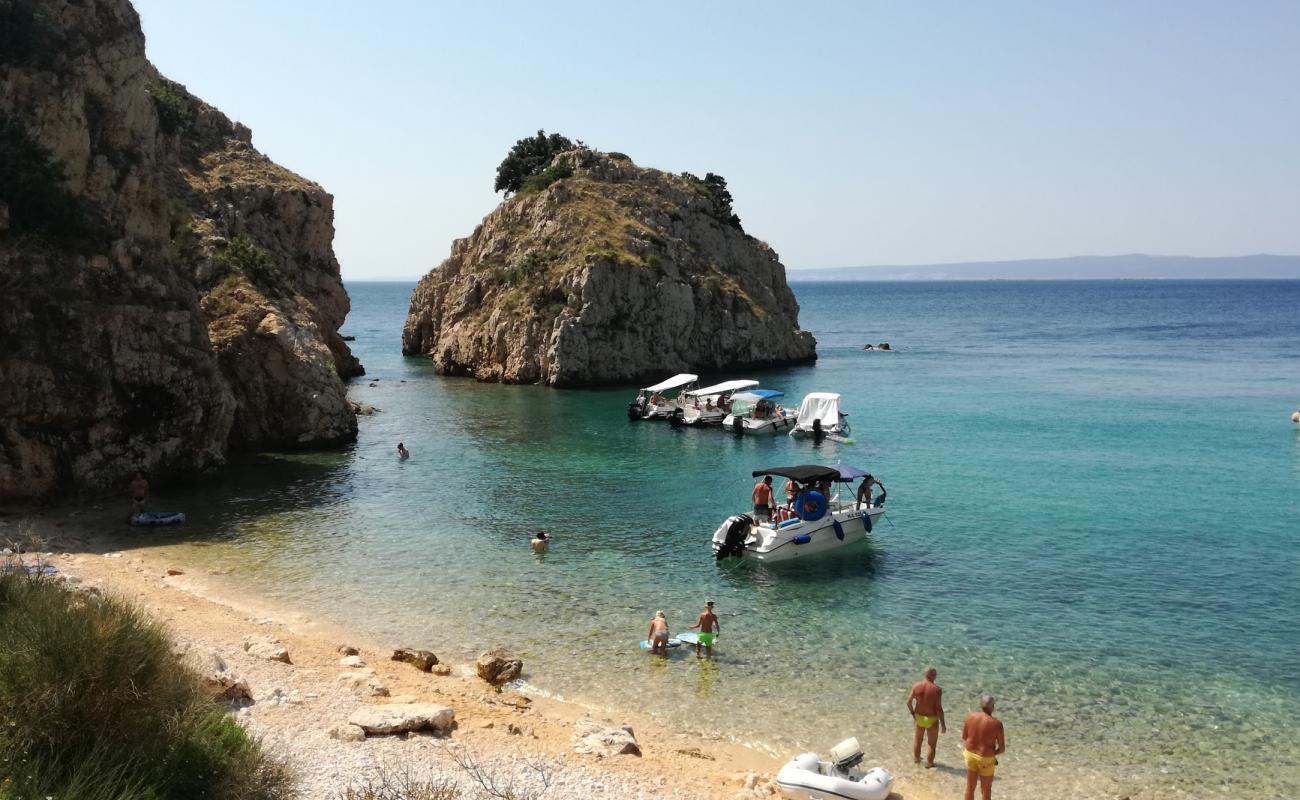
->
789;254;1300;281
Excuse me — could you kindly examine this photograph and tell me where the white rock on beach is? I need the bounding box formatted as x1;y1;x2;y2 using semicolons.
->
327;723;367;742
347;703;455;735
243;635;291;663
339;654;366;667
572;718;642;757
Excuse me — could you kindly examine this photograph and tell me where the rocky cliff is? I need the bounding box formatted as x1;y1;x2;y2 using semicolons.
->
402;149;816;386
0;0;362;500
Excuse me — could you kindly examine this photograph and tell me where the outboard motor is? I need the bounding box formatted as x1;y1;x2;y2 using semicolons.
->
714;515;752;560
731;416;744;435
627;399;645;420
811;417;824;439
670;408;685;427
829;737;865;777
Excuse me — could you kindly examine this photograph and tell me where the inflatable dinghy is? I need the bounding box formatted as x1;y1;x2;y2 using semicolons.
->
775;738;892;800
131;511;186;526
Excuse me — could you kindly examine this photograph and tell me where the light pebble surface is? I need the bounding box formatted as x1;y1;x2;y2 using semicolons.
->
11;513;947;800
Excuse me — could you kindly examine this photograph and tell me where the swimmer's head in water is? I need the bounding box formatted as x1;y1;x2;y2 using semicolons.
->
398;442;405;448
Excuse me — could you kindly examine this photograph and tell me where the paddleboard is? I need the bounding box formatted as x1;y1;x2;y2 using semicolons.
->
675;631;719;646
640;638;682;650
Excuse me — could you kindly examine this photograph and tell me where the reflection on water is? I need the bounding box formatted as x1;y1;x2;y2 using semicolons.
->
146;280;1300;800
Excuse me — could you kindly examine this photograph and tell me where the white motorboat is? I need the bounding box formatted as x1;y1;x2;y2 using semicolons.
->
712;465;886;564
775;738;893;800
673;379;759;426
789;392;851;439
627;373;698;420
721;390;797;435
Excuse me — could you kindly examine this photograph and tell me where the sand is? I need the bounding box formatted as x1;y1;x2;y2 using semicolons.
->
2;508;953;800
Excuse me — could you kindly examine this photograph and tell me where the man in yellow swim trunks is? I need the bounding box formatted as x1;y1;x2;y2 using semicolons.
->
905;665;946;767
961;694;1006;800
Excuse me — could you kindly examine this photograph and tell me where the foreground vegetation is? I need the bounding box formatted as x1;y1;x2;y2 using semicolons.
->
0;570;292;800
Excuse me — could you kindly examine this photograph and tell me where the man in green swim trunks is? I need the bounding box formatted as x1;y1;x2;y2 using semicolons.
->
688;600;720;657
905;666;946;767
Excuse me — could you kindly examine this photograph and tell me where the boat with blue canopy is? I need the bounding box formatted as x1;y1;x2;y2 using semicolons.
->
720;389;797;435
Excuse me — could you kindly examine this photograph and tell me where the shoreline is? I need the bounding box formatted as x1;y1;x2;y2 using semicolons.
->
3;507;951;800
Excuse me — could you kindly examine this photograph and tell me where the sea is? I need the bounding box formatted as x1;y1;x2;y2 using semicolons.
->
153;280;1300;800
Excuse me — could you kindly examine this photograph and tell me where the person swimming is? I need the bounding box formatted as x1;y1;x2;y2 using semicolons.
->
531;530;550;553
396;442;410;460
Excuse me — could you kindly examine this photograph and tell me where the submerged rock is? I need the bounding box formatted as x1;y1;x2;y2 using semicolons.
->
0;0;362;501
403;150;816;385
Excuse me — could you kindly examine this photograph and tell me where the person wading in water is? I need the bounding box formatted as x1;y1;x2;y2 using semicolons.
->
905;666;946;767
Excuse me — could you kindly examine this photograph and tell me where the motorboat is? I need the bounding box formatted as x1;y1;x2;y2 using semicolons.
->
775;738;893;800
721;390;797;435
627;373;698;420
673;379;758;426
789;392;851;439
712;464;886;564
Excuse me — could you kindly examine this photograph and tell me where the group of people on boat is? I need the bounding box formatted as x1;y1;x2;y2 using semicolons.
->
750;473;885;524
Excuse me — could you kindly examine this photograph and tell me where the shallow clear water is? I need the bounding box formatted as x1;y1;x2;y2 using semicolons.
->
157;280;1300;799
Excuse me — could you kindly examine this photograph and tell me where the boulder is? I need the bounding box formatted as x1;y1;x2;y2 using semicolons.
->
337;645;360;656
572;717;641;757
476;649;522;685
392;648;439;671
337;670;387;696
347;703;455;735
339;655;366;667
327;723;367;742
431;664;452;676
243;635;291;664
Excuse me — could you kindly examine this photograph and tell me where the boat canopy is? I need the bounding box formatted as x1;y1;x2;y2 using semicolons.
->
794;392;844;427
751;464;843;483
731;389;784;404
641;373;699;393
831;462;873;480
684;379;758;398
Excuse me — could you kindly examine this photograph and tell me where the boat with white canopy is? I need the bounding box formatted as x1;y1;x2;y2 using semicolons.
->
673;379;759;426
789;392;851;439
721;389;797;435
711;464;886;563
627;373;699;420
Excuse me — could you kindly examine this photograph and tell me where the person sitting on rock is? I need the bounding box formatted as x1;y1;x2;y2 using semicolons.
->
531;531;550;553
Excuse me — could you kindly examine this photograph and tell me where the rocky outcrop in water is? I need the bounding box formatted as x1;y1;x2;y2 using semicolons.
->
0;0;361;500
402;149;816;385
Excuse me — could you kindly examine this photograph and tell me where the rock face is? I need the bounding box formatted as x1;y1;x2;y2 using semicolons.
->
0;0;362;500
402;150;816;385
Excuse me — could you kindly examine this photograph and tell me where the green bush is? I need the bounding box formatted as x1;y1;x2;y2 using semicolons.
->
0;572;294;800
494;130;577;194
216;235;284;292
518;163;573;194
605;152;631;162
680;171;743;231
148;80;194;135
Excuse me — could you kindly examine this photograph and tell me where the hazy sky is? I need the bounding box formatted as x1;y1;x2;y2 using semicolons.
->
134;1;1300;279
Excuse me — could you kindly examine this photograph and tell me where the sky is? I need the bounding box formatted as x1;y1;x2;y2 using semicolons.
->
133;1;1300;280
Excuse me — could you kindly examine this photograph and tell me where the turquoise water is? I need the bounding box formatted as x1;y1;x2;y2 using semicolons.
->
161;280;1299;799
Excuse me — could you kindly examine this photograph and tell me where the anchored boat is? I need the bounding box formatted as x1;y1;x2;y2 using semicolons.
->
627;373;698;420
712;464;886;563
673;379;758;426
721;390;798;435
789;392;851;439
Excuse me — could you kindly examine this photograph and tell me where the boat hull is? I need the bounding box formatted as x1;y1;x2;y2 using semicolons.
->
712;506;884;563
721;413;798;435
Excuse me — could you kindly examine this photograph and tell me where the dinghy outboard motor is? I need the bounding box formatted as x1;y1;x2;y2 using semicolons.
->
811;417;824;439
670;408;685;427
829;737;865;776
627;399;645;420
715;515;752;560
731;416;744;435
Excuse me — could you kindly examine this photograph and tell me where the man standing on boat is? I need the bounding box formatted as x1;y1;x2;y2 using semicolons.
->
906;666;946;767
857;474;885;509
752;475;774;522
961;694;1006;800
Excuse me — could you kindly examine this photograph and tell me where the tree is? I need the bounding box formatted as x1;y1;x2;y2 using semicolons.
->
681;171;743;231
494;130;577;194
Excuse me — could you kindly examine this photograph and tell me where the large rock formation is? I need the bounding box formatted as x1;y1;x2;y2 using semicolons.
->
402;149;816;385
0;0;362;500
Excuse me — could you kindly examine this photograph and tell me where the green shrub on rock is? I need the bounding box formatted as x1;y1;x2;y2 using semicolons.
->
494;130;577;194
148;79;194;135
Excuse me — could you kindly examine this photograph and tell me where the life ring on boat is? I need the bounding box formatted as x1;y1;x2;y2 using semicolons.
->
795;491;827;522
